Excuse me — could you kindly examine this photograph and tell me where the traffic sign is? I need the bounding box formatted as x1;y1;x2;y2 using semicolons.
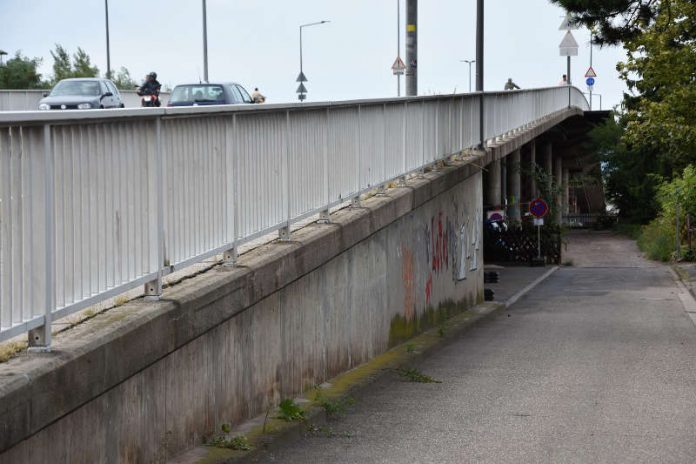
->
585;66;597;78
529;198;550;219
559;13;579;31
296;71;308;83
586;77;595;87
559;31;579;57
391;56;406;75
296;82;307;94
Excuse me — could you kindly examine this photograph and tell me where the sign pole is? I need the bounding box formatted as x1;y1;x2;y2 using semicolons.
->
537;224;541;260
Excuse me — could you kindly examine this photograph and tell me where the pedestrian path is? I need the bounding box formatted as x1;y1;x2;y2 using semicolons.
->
246;232;696;464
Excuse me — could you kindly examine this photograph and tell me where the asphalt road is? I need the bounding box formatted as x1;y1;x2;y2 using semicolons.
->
250;232;696;463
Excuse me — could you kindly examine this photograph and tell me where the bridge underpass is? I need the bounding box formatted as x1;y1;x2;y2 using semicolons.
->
0;87;624;463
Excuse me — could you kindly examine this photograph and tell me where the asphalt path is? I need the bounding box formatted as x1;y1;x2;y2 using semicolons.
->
250;232;696;463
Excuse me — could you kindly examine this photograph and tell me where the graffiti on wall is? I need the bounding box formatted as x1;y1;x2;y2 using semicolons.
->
421;208;481;305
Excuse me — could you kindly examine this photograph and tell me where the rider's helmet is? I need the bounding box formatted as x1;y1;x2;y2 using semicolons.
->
148;72;157;80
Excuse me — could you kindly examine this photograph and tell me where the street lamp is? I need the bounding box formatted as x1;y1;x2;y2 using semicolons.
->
202;0;209;82
0;50;7;67
297;20;329;102
460;59;475;93
104;0;111;79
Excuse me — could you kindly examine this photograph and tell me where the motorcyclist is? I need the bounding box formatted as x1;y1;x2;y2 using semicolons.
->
137;72;161;106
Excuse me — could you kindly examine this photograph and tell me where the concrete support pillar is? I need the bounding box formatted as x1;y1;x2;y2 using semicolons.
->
529;140;537;199
554;155;563;224
563;168;570;216
487;158;502;208
544;142;553;201
509;149;521;222
501;158;507;212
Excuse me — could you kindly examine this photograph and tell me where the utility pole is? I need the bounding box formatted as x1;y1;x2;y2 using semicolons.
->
202;0;209;82
397;0;401;96
589;32;593;109
476;0;484;148
105;0;111;79
405;0;417;96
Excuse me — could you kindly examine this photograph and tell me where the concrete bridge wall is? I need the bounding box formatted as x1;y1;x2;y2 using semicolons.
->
0;161;483;463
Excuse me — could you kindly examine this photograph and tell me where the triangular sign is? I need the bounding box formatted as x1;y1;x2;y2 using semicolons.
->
559;13;579;31
391;56;406;71
296;82;308;94
559;31;579;48
585;66;597;78
296;71;308;83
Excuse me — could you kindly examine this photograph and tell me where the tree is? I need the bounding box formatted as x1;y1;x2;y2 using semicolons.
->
71;47;99;78
50;44;72;82
111;67;138;90
549;0;662;45
49;44;99;83
0;52;45;89
618;0;696;174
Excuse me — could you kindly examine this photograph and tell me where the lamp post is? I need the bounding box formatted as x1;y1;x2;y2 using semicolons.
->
202;0;209;82
476;0;484;148
0;50;7;67
460;59;475;93
104;0;111;79
297;21;329;102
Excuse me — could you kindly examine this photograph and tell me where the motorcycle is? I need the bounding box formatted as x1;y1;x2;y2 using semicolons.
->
140;93;160;108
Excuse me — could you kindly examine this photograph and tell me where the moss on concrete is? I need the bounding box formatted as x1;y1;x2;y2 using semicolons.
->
199;300;503;463
388;298;470;347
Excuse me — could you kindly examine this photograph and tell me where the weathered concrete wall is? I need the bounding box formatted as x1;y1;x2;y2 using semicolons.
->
0;164;482;464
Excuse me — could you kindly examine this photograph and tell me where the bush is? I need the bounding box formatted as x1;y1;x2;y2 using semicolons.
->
637;219;675;262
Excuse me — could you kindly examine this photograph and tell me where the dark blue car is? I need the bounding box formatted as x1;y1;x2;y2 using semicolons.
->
167;82;254;107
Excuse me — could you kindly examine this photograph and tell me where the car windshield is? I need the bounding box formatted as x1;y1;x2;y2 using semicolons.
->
170;85;226;103
50;80;102;97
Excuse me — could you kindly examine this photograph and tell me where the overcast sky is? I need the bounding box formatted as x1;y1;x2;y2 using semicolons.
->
1;0;626;109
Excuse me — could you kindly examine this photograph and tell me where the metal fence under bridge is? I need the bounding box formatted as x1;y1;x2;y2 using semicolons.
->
0;86;589;347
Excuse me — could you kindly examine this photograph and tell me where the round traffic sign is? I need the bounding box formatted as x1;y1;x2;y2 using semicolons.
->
586;77;595;87
529;198;550;219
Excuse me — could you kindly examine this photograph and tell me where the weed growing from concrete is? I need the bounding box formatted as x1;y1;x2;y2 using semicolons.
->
438;326;446;337
277;399;305;422
396;367;442;384
0;341;26;363
316;394;355;420
406;343;417;353
207;425;251;451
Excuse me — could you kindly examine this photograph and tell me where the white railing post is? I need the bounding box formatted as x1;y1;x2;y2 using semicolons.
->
352;105;362;206
279;110;292;240
319;108;331;222
144;118;164;300
223;115;238;264
28;124;55;352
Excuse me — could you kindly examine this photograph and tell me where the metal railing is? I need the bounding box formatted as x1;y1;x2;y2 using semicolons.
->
0;86;588;347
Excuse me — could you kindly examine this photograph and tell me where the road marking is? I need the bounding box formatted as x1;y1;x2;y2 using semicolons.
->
505;266;559;309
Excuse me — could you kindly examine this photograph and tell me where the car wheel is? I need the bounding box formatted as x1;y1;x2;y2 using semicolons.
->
120;104;125;108
99;105;104;109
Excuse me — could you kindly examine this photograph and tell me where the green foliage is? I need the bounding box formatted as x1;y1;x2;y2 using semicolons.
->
50;44;72;82
208;429;251;451
395;367;442;384
637;220;675;261
0;52;45;89
49;44;99;83
316;394;355;419
549;0;661;45
586;116;660;223
618;0;696;173
636;165;696;262
277;399;305;422
111;66;138;90
71;47;99;78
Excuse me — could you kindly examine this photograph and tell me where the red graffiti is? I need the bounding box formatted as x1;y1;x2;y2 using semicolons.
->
431;212;449;273
425;273;433;305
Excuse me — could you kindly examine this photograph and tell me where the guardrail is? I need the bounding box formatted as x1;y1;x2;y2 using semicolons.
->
0;89;170;111
0;86;589;347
